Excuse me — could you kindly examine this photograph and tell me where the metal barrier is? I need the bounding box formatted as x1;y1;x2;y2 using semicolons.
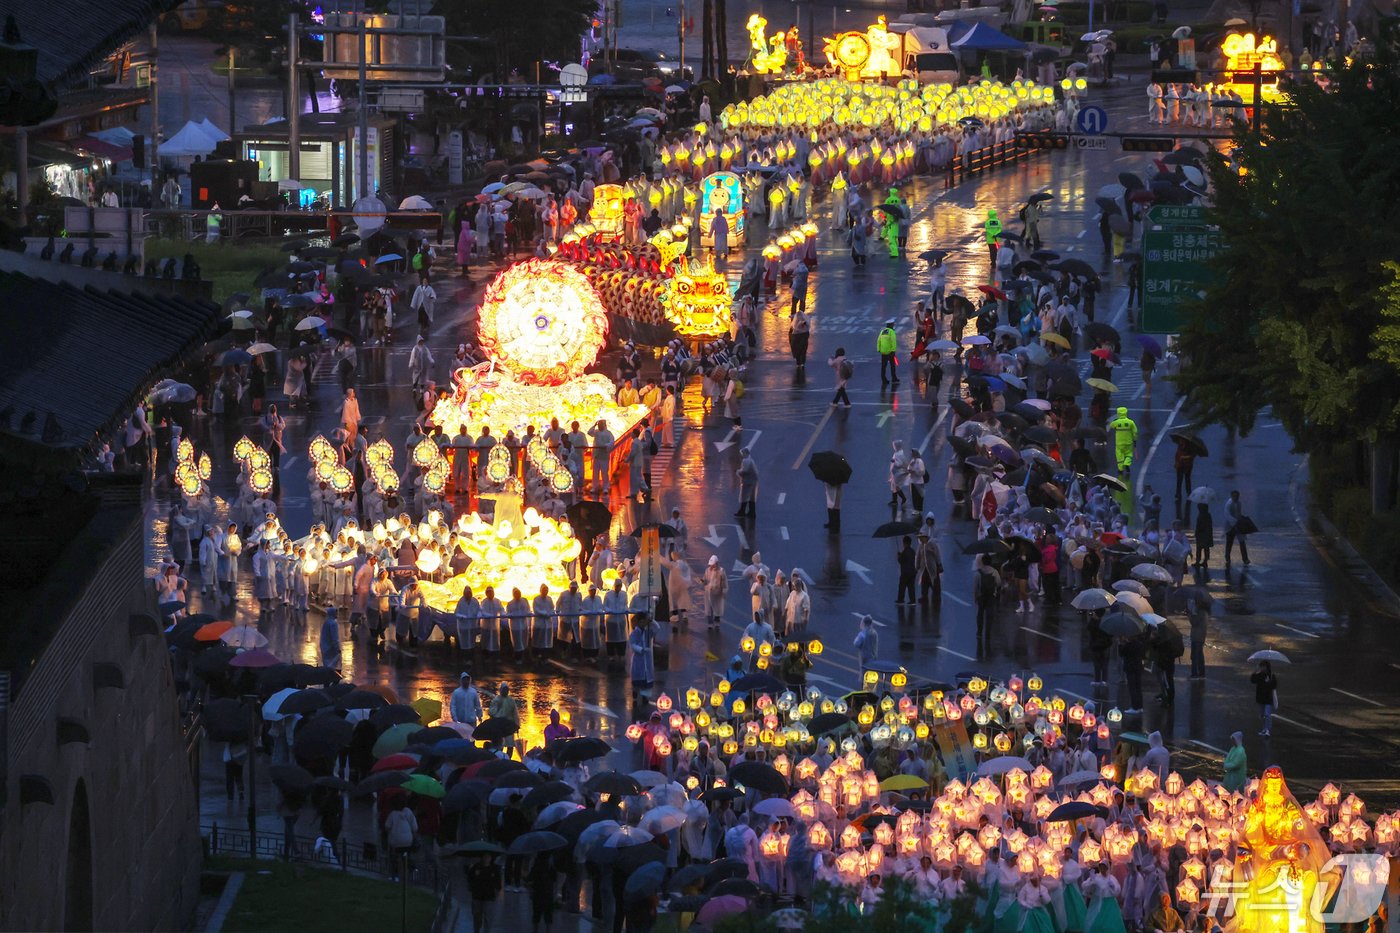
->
203;822;443;890
945;140;1042;188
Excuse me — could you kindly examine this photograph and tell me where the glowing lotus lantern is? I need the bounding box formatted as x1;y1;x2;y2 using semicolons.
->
1177;879;1199;905
233;436;255;461
1320;783;1342;807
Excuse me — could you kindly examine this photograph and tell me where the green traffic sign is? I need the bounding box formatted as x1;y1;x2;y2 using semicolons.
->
1140;228;1224;333
1146;204;1209;227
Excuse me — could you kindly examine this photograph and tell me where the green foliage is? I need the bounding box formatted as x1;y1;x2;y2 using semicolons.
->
145;237;285;303
1175;38;1400;454
205;858;436;932
444;0;596;77
213;0;318;67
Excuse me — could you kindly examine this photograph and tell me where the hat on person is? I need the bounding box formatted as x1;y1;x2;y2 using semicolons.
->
708;555;719;566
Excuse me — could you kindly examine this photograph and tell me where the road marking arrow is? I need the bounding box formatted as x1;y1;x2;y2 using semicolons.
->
845;560;873;585
876;410;895;428
716;428;763;453
702;524;750;549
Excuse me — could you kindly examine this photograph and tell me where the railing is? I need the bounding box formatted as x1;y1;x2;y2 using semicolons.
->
945;139;1041;187
203;822;443;889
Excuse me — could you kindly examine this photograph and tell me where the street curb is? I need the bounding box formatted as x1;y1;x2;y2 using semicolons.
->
203;871;244;933
1295;458;1400;618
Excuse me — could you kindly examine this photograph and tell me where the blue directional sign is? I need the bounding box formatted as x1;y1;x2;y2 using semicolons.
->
1075;106;1109;136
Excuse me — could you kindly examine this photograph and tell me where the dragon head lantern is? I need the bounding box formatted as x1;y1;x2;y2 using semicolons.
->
667;257;734;337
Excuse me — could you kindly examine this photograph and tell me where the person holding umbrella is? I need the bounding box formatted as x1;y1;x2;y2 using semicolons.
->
1250;660;1278;737
1193;501;1215;569
1173;436;1199;504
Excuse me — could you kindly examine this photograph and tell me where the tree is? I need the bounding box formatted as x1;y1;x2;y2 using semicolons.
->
212;0;317;69
444;0;595;79
1175;31;1400;508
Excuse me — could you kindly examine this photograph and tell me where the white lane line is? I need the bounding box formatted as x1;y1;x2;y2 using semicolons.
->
1133;395;1186;502
1188;739;1227;754
944;593;971;607
1077;230;1087;239
917;406;951;455
1270;713;1322;733
781;526;790;540
579;702;619;720
1331;688;1385;708
939;646;977;661
777;492;787;505
1020;626;1063;642
850;611;888;628
1276;623;1320;639
790;405;835;470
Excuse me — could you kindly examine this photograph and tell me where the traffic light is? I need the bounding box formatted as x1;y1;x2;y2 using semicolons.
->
1120;136;1175;152
1016;132;1069;150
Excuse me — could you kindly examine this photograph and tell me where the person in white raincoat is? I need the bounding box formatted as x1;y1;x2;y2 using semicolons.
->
703;555;728;629
662;546;692;627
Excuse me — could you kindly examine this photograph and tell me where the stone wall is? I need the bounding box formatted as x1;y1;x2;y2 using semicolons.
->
0;493;202;931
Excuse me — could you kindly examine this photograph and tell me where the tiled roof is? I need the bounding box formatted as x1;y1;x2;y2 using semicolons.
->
0;0;184;87
0;272;219;467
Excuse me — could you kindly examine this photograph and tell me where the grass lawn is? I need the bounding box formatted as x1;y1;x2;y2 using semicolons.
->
145;237;284;305
207;858;437;932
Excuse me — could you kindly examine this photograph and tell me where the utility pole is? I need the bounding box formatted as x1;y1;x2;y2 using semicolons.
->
288;13;300;183
679;0;686;76
149;23;159;191
358;19;369;202
227;46;236;135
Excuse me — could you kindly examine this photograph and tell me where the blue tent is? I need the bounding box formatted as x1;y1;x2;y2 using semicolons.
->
951;22;1028;51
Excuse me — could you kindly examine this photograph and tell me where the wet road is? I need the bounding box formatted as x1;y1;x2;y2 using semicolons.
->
152;88;1400;806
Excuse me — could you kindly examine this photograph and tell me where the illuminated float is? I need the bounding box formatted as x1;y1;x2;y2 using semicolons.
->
1220;33;1285;102
427;259;650;439
745;15;789;74
823;15;903;80
586;183;626;239
699;171;746;248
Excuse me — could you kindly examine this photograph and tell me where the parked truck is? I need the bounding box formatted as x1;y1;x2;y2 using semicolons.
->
888;21;963;85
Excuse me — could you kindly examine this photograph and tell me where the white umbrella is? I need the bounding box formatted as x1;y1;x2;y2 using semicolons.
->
1131;563;1174;584
1172;25;1192;38
1112;579;1150;597
575;820;621;859
630;770;668;788
1021;397;1053;411
1000;373;1027;389
294;316;326;330
961;334;992;346
1141;613;1167;627
534;801;584;829
665;84;686;94
1071;588;1116;611
1058;769;1103;787
754;798;795;819
978;756;1034;777
262;687;299;721
228;309;254;320
1114;591;1154;615
1248;649;1291;664
221;625;269;648
1188;486;1217;504
278;178;304;191
399;195;434;210
604;825;654;848
247;342;278;355
640;805;688;834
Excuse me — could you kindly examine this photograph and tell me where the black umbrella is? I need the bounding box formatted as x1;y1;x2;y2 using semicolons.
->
443;780;488;814
808;711;853;735
727;761;787;795
354;771;410;796
730;672;783;694
1091;473;1129;492
995;412;1029;432
950;398;978;420
669;863;713;892
1170;432;1209;457
313;775;353;791
1074;425;1108;441
203;697;250;742
1026;268;1057;284
473;717;520;743
549;736;612;764
872;202;909;220
523;781;578;809
950;436;979;459
1084;322;1120;345
299;246;340;261
709;877;761;898
1027;192;1054;204
963;538;1012;556
555;808;611;842
873;520;920;539
1046;364;1082;395
335;689;389;711
331;233;361;248
285;260;319;274
434;741;495;765
410;725;463;746
566;500;614;546
808;451;853;486
1047;801;1107;822
254;268;295;289
296;715;353;749
584;771;643;796
193;646;237;676
370;705;423;728
281;238;311;252
1030;250;1059;263
1118;172;1144;191
278;689;333;716
699;787;744;802
1024;506;1060;525
1024;425;1059;446
1099;608;1145;637
165;619;204;650
1053;258;1097;279
479;759;530;782
919;249;950;262
271;764;314;793
217;348;253;367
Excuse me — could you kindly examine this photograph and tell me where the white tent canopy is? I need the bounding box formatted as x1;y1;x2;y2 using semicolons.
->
158;120;219;157
197;119;231;143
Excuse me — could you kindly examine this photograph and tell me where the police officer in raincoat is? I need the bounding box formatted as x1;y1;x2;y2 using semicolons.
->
1109;406;1139;475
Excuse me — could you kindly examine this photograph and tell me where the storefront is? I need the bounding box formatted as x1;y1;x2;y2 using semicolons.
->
236;114;397;208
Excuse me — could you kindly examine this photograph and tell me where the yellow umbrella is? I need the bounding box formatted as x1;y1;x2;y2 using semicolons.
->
1087;378;1119;393
1041;333;1071;350
879;774;929;792
411;696;443;726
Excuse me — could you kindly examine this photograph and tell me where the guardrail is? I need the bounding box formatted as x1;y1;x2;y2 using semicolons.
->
945;139;1042;187
203;822;444;890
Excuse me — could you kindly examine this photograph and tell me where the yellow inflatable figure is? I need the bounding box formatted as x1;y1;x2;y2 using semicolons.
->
1232;767;1326;933
746;15;789;74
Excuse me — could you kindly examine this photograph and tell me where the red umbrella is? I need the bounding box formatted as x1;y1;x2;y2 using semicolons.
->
1129;189;1156;204
228;648;280;668
195;620;234;641
977;284;1008;301
371;753;421;773
1090;348;1114;360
